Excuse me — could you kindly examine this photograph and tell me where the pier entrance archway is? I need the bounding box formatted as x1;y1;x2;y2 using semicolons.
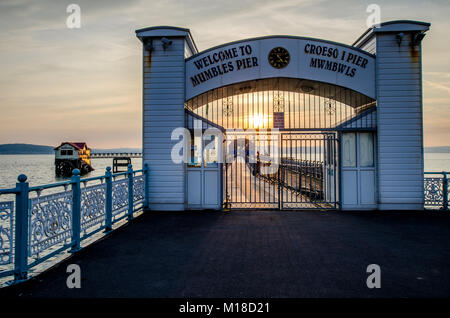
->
137;22;431;211
185;77;375;210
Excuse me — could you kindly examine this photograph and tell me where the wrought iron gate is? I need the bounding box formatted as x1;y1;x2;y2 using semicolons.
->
224;132;338;210
280;133;337;209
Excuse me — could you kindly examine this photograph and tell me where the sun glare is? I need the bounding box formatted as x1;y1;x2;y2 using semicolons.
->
249;113;265;128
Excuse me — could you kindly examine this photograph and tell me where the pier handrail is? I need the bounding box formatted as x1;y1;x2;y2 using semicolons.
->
0;188;18;195
0;163;150;284
28;180;73;192
424;171;449;174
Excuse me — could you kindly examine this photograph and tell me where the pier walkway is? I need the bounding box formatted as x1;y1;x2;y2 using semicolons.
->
1;210;450;298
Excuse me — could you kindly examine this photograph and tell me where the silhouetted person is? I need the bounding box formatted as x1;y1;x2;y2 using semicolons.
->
256;151;261;176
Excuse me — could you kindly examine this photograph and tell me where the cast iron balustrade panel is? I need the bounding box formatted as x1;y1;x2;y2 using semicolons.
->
0;201;14;265
424;178;443;206
112;179;129;218
28;191;72;257
81;183;106;233
133;175;144;209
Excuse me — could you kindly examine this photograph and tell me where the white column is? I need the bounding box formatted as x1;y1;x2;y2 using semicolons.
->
136;27;197;210
372;22;430;210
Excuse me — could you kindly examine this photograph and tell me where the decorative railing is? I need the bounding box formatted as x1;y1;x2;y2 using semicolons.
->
0;201;14;266
424;172;449;210
0;164;149;284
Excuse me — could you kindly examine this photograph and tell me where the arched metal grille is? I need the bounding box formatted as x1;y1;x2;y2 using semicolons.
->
185;77;375;131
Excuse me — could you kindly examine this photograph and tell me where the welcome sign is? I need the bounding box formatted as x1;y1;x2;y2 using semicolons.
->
185;36;376;100
189;44;259;87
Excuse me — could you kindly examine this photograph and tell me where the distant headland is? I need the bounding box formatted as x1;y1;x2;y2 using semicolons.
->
0;143;141;155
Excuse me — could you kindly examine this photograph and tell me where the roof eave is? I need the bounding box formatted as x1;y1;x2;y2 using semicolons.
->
353;20;431;48
135;25;198;55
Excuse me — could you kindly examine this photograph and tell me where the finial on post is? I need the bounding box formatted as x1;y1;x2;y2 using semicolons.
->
72;169;80;176
105;166;112;178
17;174;27;183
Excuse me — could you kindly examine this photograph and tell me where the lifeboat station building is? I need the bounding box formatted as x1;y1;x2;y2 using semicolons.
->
135;20;430;211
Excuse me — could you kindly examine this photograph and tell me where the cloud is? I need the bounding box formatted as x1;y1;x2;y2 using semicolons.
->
424;80;450;93
0;0;449;147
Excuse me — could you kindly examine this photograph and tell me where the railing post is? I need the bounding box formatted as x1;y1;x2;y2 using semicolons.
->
443;171;448;211
14;174;29;282
127;164;134;221
105;166;113;232
70;169;81;252
144;163;149;210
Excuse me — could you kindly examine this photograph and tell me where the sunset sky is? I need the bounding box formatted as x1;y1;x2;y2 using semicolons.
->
0;0;449;148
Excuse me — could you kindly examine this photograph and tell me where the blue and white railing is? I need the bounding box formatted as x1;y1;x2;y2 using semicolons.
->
0;164;149;284
424;172;449;210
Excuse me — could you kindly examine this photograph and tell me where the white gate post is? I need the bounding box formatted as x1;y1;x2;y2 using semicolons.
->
136;27;198;211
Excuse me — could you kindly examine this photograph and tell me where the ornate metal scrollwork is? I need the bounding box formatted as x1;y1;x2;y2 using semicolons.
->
324;97;336;115
0;201;14;265
112;178;128;216
222;97;233;116
424;177;443;206
273;93;285;112
29;191;72;257
81;183;106;232
133;175;144;208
